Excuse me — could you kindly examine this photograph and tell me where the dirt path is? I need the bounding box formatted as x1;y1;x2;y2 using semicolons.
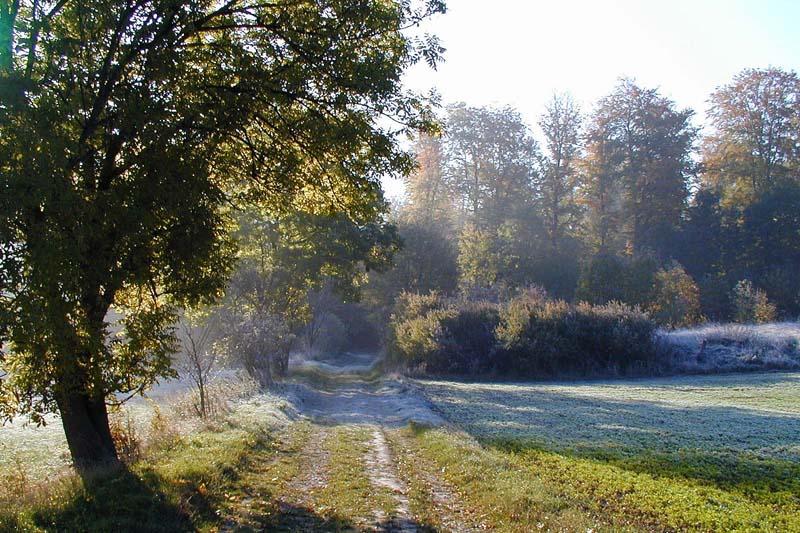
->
364;427;416;531
284;354;482;532
293;377;444;428
219;354;476;532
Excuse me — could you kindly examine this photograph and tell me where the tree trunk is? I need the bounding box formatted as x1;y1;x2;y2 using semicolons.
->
57;390;121;477
198;374;206;418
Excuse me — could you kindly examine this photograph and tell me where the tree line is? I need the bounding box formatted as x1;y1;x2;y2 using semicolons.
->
369;68;800;327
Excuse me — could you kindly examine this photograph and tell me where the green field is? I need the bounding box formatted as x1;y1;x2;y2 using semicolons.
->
414;372;800;531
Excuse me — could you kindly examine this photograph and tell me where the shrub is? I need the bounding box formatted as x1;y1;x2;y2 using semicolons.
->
390;289;663;378
648;263;701;328
391;309;447;371
390;296;499;375
109;410;142;465
732;280;777;324
436;300;500;374
495;295;660;376
392;291;445;322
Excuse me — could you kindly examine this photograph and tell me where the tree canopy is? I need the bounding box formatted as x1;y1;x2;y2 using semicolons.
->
0;0;444;471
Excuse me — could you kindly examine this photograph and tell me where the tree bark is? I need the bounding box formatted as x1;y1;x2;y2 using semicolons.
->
57;390;121;477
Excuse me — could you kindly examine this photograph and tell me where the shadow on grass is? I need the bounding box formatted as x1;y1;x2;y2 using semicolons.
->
29;466;197;532
417;379;800;507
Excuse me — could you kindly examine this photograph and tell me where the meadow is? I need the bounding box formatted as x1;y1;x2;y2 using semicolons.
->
414;371;800;531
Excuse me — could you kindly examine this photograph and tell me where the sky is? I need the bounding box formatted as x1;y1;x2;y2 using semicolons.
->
385;0;800;201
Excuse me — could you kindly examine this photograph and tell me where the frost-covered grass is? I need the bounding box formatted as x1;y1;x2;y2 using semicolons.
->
419;372;800;458
0;372;258;482
664;321;800;372
416;372;800;530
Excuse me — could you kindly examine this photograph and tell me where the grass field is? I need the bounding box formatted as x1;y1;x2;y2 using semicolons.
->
415;371;800;531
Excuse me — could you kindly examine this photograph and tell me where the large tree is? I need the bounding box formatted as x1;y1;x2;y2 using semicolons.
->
703;67;800;203
0;0;443;473
539;93;582;252
444;103;541;231
582;79;696;256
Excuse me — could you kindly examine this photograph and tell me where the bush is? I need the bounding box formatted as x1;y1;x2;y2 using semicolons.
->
495;294;660;376
389;295;499;374
392;291;445;322
648;263;701;328
436;300;500;374
732;280;777;324
109;411;143;465
390;289;663;378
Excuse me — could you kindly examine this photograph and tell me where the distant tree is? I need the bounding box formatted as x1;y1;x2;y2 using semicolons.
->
703;68;800;203
405;133;453;227
444;104;541;231
576;252;658;307
367;216;458;294
222;210;400;381
457;226;500;289
539;93;583;252
304;281;339;357
740;180;800;275
0;0;442;473
676;188;726;279
579;114;623;253
582;79;697;256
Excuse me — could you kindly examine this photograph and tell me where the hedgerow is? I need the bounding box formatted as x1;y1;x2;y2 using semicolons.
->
388;289;665;377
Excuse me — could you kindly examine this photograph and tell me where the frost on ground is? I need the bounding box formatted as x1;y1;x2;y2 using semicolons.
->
664;321;800;372
289;378;444;427
418;372;800;461
289;351;381;374
0;372;290;481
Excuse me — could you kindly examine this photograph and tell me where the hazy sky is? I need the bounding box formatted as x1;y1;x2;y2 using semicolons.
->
386;0;800;200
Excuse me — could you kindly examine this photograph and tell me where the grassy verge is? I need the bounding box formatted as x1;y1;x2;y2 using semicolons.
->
0;384;301;533
386;428;484;531
407;424;800;532
1;418;265;532
386;430;442;528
